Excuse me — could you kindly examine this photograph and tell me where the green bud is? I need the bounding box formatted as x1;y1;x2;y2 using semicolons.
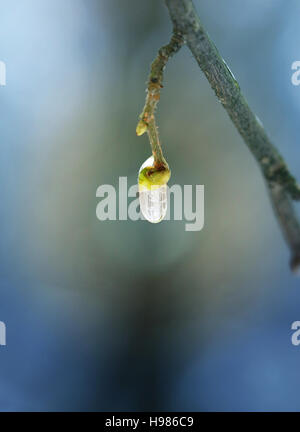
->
138;166;171;190
136;120;148;136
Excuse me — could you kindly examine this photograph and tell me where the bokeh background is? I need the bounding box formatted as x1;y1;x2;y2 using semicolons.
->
0;0;300;411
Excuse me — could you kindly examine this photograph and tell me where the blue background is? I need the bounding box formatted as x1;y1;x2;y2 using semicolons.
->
0;0;300;411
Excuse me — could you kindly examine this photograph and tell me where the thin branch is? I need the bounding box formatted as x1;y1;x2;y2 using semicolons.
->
165;0;300;273
137;32;184;169
269;184;300;274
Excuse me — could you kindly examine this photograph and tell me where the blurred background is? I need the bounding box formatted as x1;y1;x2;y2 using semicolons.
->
0;0;300;411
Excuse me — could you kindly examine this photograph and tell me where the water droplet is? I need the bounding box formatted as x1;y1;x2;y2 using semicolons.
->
138;156;168;224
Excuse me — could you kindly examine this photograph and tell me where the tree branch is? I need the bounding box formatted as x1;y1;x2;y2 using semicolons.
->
137;32;184;169
270;184;300;273
165;0;300;273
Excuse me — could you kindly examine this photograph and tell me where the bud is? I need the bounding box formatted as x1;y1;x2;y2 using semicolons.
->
138;156;170;223
136;120;148;136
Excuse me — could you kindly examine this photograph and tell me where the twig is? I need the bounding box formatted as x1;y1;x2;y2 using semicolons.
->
165;0;300;272
269;184;300;274
136;32;184;169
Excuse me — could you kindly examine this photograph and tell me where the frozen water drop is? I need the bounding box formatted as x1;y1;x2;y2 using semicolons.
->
139;184;168;224
138;156;168;224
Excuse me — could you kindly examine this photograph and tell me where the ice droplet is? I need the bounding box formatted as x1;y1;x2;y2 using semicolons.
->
138;156;168;224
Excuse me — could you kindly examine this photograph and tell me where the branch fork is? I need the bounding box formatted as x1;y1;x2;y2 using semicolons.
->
137;0;300;273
